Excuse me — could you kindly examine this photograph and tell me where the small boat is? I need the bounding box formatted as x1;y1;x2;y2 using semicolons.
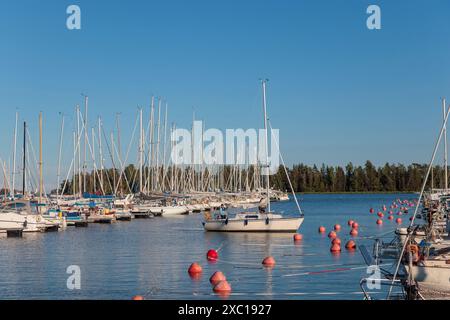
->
0;201;59;232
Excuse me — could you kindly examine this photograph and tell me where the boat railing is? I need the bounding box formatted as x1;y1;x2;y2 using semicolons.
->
359;278;405;300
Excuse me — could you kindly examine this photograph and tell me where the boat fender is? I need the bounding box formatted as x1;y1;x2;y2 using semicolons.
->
244;219;248;226
265;217;270;225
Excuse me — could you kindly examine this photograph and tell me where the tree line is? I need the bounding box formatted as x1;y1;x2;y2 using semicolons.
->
272;161;443;193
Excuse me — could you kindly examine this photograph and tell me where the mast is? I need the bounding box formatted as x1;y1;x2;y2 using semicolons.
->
83;95;88;194
139;107;144;193
261;79;271;213
12;111;18;198
39;112;43;206
57;113;65;199
444;98;448;191
98;117;104;194
22;121;26;197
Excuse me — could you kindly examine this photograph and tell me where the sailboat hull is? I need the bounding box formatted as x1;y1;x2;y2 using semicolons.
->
203;217;304;232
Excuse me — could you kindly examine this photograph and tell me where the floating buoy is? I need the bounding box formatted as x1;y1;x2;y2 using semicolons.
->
210;271;227;285
388;215;394;220
262;256;276;268
397;212;403;216
376;219;383;225
132;295;144;301
352;222;359;229
348;219;354;226
332;238;341;245
377;212;384;218
188;262;203;275
389;211;394;215
369;208;374;213
318;226;326;233
207;249;219;261
396;218;402;224
409;217;413;221
350;228;358;237
330;243;341;253
293;233;303;241
213;280;232;294
345;240;357;250
328;231;337;239
334;224;341;231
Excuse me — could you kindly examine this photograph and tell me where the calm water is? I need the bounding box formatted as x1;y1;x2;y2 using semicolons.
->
0;193;415;300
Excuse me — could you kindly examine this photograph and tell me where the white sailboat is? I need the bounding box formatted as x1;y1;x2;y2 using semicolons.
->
203;80;304;232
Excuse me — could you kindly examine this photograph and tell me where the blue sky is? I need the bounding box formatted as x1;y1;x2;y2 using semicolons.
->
1;0;450;187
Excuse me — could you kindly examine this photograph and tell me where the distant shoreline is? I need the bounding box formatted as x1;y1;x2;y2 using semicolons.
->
294;191;418;195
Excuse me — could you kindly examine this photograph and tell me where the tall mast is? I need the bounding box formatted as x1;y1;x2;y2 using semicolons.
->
149;97;155;193
57;113;65;199
156;98;161;191
98;117;104;194
444;98;448;191
139;107;144;193
39;112;43;206
22;121;26;197
261;79;271;213
83;95;88;194
12;111;18;199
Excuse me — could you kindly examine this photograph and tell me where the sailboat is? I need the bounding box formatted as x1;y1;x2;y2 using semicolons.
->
203;80;304;232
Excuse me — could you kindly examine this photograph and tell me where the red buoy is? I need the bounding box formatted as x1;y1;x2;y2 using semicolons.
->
369;208;374;213
345;240;356;250
334;224;341;231
262;256;276;268
376;219;383;225
348;219;354;226
293;234;303;241
330;243;341;253
388;215;394;220
318;226;326;233
328;231;337;239
350;228;358;237
352;222;359;229
209;271;227;285
213;280;232;294
207;249;219;261
332;238;341;245
188;262;203;275
377;212;384;218
396;218;402;224
132;295;144;301
397;211;403;216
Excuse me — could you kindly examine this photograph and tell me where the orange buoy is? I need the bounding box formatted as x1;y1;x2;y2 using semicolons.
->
352;222;359;229
397;211;403;216
213;280;232;294
332;238;341;245
207;249;219;261
293;233;303;241
328;231;337;239
330;243;341;253
377;212;384;218
369;208;374;213
376;219;383;225
262;256;276;268
318;226;326;233
209;271;227;285
334;224;341;231
188;262;203;275
347;219;354;226
350;228;358;237
345;240;357;250
132;295;144;300
388;215;394;220
396;218;402;224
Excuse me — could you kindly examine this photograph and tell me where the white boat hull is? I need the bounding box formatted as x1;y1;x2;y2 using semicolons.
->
407;262;450;294
203;216;304;232
149;206;188;216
